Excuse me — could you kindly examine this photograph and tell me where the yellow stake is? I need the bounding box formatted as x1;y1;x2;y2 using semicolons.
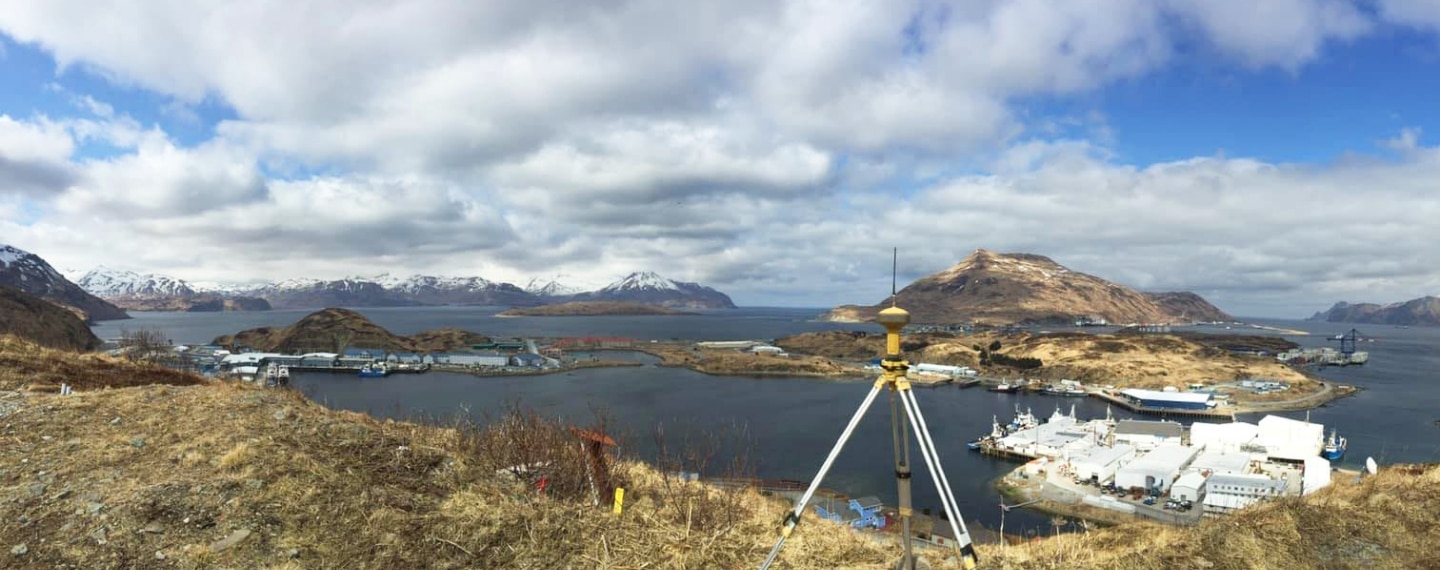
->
612;487;625;515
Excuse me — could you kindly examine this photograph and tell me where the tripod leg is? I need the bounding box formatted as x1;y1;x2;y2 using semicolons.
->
890;389;916;569
760;381;885;570
899;389;979;568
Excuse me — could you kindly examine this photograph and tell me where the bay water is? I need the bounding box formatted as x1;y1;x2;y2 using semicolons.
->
92;307;1440;537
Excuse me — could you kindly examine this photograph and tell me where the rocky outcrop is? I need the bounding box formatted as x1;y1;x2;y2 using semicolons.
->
1309;296;1440;326
822;249;1223;325
1144;292;1233;322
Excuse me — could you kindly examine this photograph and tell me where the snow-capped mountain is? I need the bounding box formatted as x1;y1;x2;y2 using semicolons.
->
376;274;539;306
576;271;736;309
0;245;129;321
78;267;198;299
76;266;272;312
524;276;592;299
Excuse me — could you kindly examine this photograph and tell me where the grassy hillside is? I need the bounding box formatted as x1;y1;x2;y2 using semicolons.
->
212;307;489;353
0;286;102;351
1;335;1435;569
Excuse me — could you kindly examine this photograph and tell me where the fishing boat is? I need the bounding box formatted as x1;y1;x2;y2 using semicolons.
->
990;382;1018;393
1322;429;1347;460
358;363;390;378
1008;406;1039;431
969;415;1008;450
1042;384;1087;397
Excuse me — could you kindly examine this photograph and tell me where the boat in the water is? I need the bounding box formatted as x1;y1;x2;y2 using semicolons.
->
1322;429;1347;460
358;363;391;378
990;382;1018;393
1008;406;1039;431
969;415;1008;450
1042;385;1087;397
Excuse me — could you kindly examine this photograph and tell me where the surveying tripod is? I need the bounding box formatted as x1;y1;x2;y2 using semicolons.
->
760;304;979;569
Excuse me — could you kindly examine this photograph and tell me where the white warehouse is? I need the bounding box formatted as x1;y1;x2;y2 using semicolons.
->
1256;415;1325;461
1113;420;1184;451
1115;444;1201;492
1068;444;1136;483
1170;471;1208;503
1189;421;1260;453
1203;472;1288;516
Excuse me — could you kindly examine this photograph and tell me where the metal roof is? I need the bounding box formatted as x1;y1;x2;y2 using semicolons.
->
1120;389;1212;404
1115;419;1184;437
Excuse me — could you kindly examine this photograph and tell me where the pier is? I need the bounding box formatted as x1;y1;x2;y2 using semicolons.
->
1089;390;1235;420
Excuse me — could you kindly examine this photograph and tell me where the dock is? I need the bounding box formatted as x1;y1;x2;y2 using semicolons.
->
1089;391;1235;420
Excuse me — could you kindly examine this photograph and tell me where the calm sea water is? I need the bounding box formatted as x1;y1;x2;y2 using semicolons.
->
93;308;1440;536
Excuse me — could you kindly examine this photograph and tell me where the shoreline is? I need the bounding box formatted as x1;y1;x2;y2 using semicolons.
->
430;359;643;377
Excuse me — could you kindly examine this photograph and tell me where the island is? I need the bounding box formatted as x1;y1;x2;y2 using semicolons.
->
497;301;694;317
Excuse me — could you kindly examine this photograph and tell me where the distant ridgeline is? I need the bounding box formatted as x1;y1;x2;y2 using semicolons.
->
821;249;1231;325
78;267;736;311
1309;296;1440;326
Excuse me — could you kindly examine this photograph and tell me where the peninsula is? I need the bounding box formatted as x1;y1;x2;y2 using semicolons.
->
822;249;1230;325
212;307;489;353
498;301;693;317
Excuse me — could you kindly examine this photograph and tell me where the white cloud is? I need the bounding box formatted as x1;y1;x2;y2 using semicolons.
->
1378;0;1440;30
1163;0;1372;69
4;1;1440;316
0;115;76;196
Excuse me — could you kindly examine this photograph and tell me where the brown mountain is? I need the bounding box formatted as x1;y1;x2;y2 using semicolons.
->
212;308;488;353
1309;296;1440;326
0;245;128;321
0;286;102;351
822;249;1224;325
1144;291;1232;322
115;294;273;312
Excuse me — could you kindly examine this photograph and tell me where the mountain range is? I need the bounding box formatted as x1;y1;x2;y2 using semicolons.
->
822;249;1231;325
76;267;272;312
1308;296;1440;326
74;266;737;310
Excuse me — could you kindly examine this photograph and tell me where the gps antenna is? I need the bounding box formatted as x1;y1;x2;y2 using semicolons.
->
891;247;898;307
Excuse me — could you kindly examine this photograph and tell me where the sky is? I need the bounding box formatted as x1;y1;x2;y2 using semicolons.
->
2;1;1440;317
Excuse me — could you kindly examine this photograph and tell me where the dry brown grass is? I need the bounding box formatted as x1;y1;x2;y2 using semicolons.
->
0;334;204;392
2;335;1435;570
982;464;1440;569
640;344;866;378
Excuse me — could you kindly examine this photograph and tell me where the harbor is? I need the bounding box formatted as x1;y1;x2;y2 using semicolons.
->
972;404;1345;525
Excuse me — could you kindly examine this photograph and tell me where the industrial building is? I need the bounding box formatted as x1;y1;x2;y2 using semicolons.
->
912;363;978;378
1188;450;1255;476
992;413;1099;459
1113;419;1184;450
444;354;510;367
1114;444;1201;492
1189;421;1261;452
1202;472;1288;516
1170;471;1208;503
1118;388;1215;410
1068;444;1136;482
1301;456;1332;495
1256;415;1325;461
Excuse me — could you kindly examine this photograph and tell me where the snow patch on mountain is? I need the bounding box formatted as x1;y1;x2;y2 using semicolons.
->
78;267;197;298
600;271;682;293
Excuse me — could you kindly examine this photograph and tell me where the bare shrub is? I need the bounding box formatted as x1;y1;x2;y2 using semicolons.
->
456;403;625;505
648;420;758;533
118;327;170;362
